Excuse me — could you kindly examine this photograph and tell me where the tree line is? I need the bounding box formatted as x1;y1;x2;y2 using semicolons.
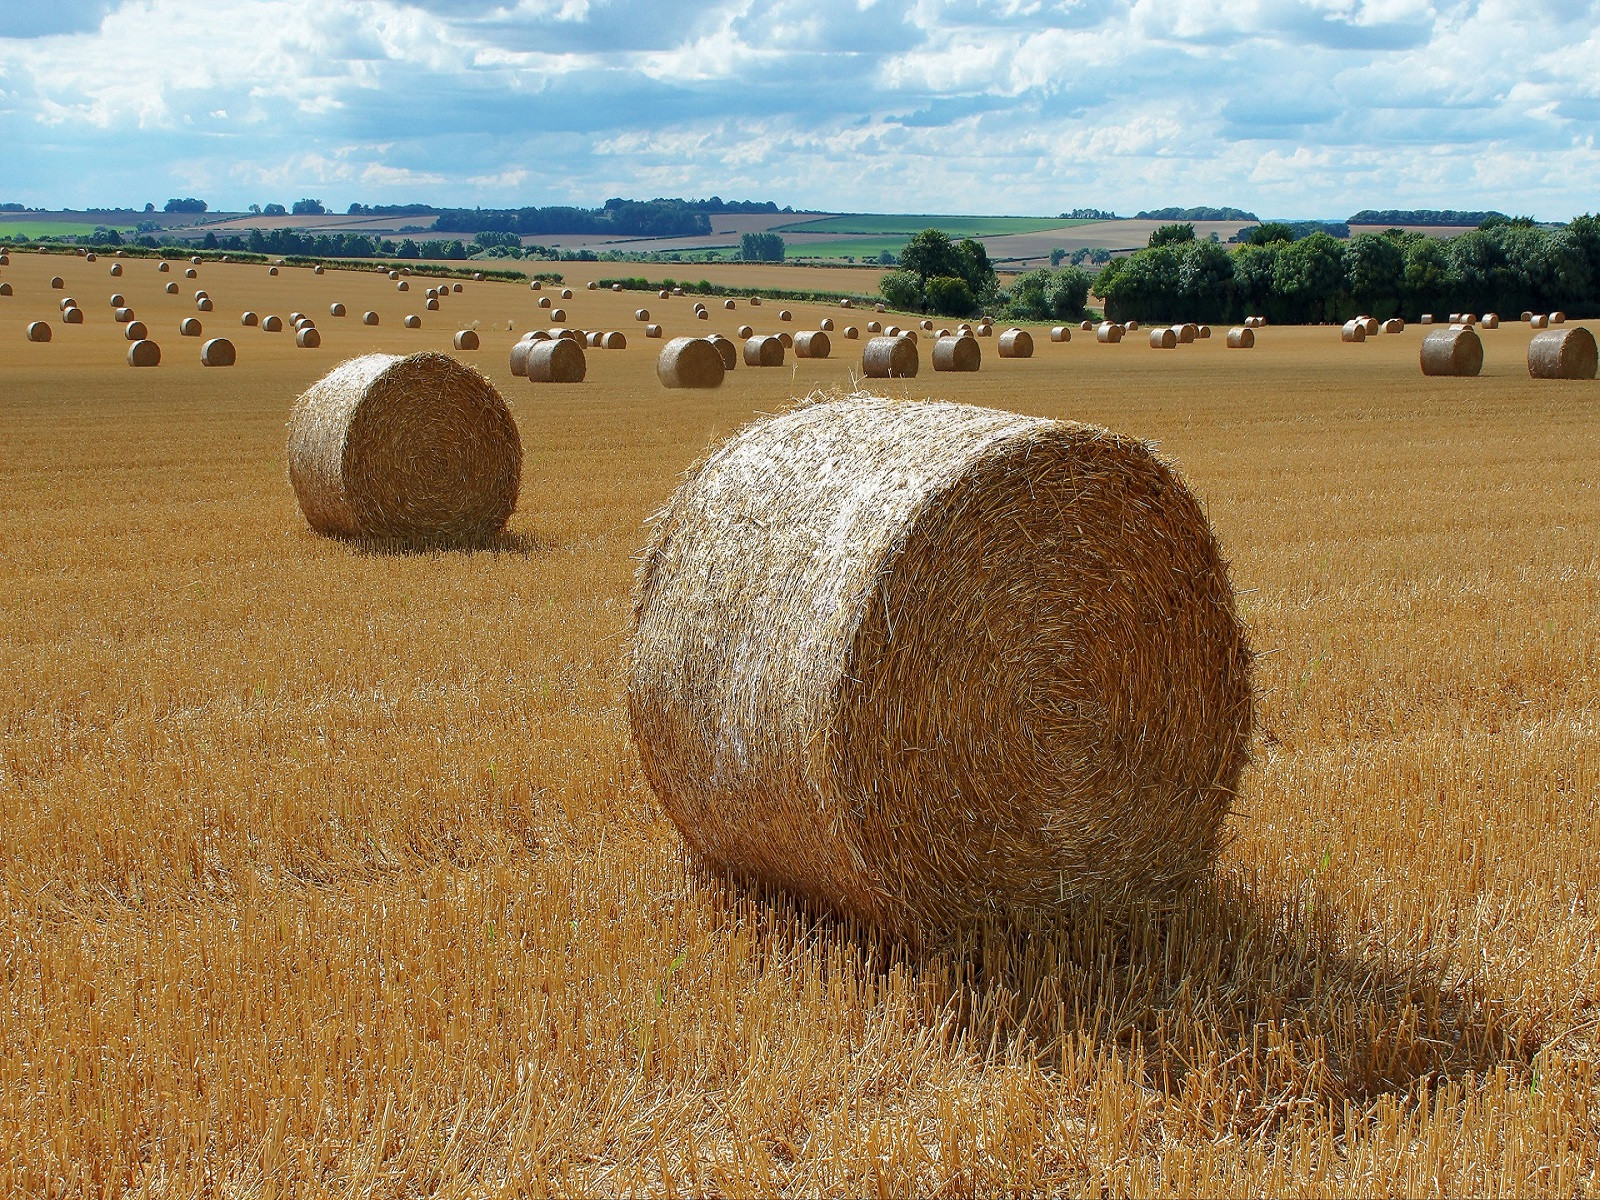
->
1093;218;1600;324
879;230;1091;320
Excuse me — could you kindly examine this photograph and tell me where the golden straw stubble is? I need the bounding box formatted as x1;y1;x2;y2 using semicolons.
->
286;352;522;543
628;395;1253;942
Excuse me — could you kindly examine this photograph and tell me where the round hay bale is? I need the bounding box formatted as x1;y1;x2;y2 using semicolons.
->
127;339;160;367
179;317;202;337
744;335;785;367
777;309;792;322
932;333;981;372
397;281;410;292
164;282;179;295
157;262;170;274
404;315;421;329
362;311;380;326
552;328;582;342
1552;311;1567;324
124;321;148;341
197;298;213;312
586;331;604;347
426;298;440;311
63;307;84;324
1341;320;1366;343
241;311;259;327
1420;313;1435;324
330;303;347;317
635;308;650;321
195;289;209;301
919;319;934;331
296;327;322;349
529;279;541;290
190;257;200;265
295;317;316;331
820;317;834;331
550;308;566;322
539;297;553;309
657;337;726;389
59;296;78;311
794;330;831;359
1050;326;1071;342
1521;311;1534;323
1198;325;1212;339
268;267;279;277
707;334;736;369
1225;327;1255;349
315;265;325;275
673;287;684;297
627;396;1253;939
1530;314;1549;329
1527;327;1597;379
1174;323;1197;343
659;290;669;299
452;283;463;294
778;331;795;348
862;335;918;378
724;299;736;310
610;283;622;292
840;298;853;309
85;252;96;262
184;268;197;279
0;283;10;297
646;324;663;339
201;338;236;367
263;315;284;333
1462;313;1479;325
26;321;52;343
1420;327;1484;377
1096;322;1124;344
751;297;763;307
587;282;598;291
453;330;480;351
110;263;123;277
1382;318;1404;334
937;329;951;339
998;328;1034;358
866;320;882;334
287;353;520;543
696;310;709;321
110;293;125;307
509;340;535;377
736;324;754;339
1124;321;1139;332
1448;312;1461;323
389;271;401;281
560;288;573;300
843;326;859;340
1149;327;1178;349
603;331;627;350
526;338;586;383
976;324;993;337
1482;313;1499;329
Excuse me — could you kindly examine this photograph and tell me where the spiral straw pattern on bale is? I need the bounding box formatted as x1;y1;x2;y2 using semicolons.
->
286;352;521;544
1420;327;1483;377
1527;327;1598;379
628;395;1253;942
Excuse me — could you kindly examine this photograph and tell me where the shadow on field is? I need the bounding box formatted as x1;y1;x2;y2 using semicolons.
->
346;528;557;557
726;869;1532;1137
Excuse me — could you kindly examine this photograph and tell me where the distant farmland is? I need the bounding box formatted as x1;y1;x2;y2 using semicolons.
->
776;214;1088;237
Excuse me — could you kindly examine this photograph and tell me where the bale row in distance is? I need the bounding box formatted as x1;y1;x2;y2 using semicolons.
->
627;395;1253;940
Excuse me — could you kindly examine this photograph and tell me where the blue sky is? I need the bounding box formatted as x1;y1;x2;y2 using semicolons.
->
1;0;1596;219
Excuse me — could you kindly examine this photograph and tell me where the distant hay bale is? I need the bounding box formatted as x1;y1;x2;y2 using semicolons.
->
932;333;981;372
397;281;410;293
603;331;627;350
291;312;306;325
586;331;603;347
1459;313;1477;326
819;317;835;331
872;302;883;312
538;297;553;310
454;330;480;351
157;262;170;274
707;334;736;368
937;329;951;338
200;338;235;367
263;315;284;332
1080;320;1094;331
197;298;213;312
658;290;669;299
363;312;379;326
0;283;10;297
1198;325;1212;339
998;328;1034;358
1050;326;1071;342
744;335;785;367
777;310;792;322
1482;313;1499;329
1420;313;1434;324
1420;327;1484;377
109;263;123;277
550;309;566;322
127;340;160;366
526;338;586;383
627;395;1253;939
164;282;179;294
724;299;736;310
657;337;726;389
190;256;201;265
287;352;521;543
1528;327;1597;379
1124;321;1139;332
110;293;125;307
124;321;148;341
673;287;684;296
26;321;52;343
1552;311;1567;324
242;311;259;327
697;310;709;321
1521;311;1533;323
1149;327;1178;349
1096;322;1124;344
646;324;663;338
296;327;322;349
1357;317;1379;336
1530;314;1549;329
63;307;84;324
867;320;882;333
975;324;993;337
1226;326;1254;349
1448;312;1461;323
843;326;859;339
426;298;440;311
612;283;623;292
840;299;853;308
560;288;573;300
751;297;763;307
735;324;753;339
452;283;462;294
1340;320;1366;343
59;296;77;311
85;253;96;262
184;268;197;279
862;335;918;378
1172;323;1195;343
404;315;421;329
330;303;347;317
180;317;202;337
530;279;542;290
919;319;933;331
315;266;325;275
587;282;598;290
509;340;535;377
268;267;279;277
778;331;795;348
1382;318;1405;334
794;330;831;359
635;308;650;321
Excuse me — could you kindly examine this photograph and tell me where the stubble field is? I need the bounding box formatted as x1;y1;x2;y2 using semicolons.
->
2;250;1598;1196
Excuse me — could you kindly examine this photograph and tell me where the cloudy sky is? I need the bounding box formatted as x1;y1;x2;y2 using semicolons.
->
1;0;1596;219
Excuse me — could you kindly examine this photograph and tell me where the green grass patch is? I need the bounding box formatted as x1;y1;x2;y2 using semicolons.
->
775;214;1092;237
785;238;911;262
0;219;138;239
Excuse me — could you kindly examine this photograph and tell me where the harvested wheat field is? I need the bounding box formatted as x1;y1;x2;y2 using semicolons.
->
2;250;1599;1195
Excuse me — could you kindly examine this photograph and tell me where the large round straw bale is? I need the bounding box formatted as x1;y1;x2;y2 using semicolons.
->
586;331;604;347
1096;322;1123;344
1198;325;1212;339
287;353;519;542
109;263;123;277
296;327;322;349
241;311;259;327
819;317;834;332
124;321;148;341
1050;326;1071;342
673;287;684;297
976;324;993;337
550;308;566;322
840;298;853;309
1552;311;1567;324
603;331;627;350
263;315;284;332
1528;327;1597;379
1176;323;1198;343
315;265;325;275
60;296;78;311
359;311;378;326
26;321;52;343
1459;313;1476;325
1530;314;1549;329
657;337;726;389
635;308;650;321
646;324;663;338
201;338;236;367
539;297;553;310
1123;321;1139;332
1149;327;1178;349
1420;327;1484;377
526;338;586;383
628;396;1253;939
63;307;84;324
707;334;736;369
1448;312;1461;323
453;330;480;351
404;314;421;329
1226;326;1255;349
180;317;202;337
773;309;791;323
862;335;918;378
329;303;347;317
127;339;160;367
552;328;581;342
842;326;859;339
794;330;831;359
697;310;710;321
744;335;785;367
932;333;981;372
509;340;535;377
866;320;882;334
452;283;463;293
658;290;669;299
998;328;1034;358
778;331;795;348
612;283;623;292
1341;320;1366;343
1382;318;1404;334
528;279;541;290
751;297;763;307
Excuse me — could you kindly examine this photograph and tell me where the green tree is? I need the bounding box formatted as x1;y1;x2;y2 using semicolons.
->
1231;243;1281;320
740;231;784;262
1007;269;1055;319
1343;233;1405;318
1272;232;1346;322
1240;222;1294;246
1402;237;1451;317
1049;266;1092;319
1177;240;1233;322
924;275;976;316
291;198;326;215
899;229;963;285
1049;247;1067;267
1148;222;1196;248
878;269;922;310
